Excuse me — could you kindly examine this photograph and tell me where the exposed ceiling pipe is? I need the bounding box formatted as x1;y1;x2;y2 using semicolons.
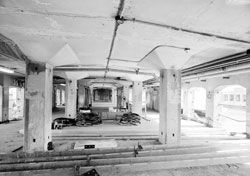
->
182;50;250;76
104;0;126;78
182;50;249;73
125;18;250;45
182;62;250;81
110;44;189;63
54;67;155;76
182;56;250;76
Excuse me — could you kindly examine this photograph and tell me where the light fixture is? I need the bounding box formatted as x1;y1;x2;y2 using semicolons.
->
0;66;14;74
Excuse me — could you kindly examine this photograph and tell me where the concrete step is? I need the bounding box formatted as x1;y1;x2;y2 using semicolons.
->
0;149;249;175
1;141;249;175
1;144;249;165
2;155;250;176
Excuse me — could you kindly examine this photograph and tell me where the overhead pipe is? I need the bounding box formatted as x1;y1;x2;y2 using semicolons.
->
125;18;250;45
182;55;250;77
104;0;126;78
110;44;189;63
182;50;250;75
145;57;250;84
182;62;250;82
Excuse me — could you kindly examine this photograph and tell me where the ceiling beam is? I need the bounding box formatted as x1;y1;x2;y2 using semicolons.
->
54;67;155;76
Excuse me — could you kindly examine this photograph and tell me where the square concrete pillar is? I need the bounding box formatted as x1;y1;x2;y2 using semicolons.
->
78;83;85;109
205;90;215;127
132;81;142;115
159;69;181;145
0;85;2;121
24;63;53;152
2;84;9;121
65;79;77;118
52;86;57;109
246;87;250;137
123;85;130;108
182;88;189;119
0;74;12;121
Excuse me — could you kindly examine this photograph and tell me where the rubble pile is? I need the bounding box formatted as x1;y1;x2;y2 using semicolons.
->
76;112;102;127
119;112;141;126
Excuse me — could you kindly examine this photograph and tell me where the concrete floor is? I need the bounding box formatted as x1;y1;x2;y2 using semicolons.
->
0;109;248;153
1;110;250;175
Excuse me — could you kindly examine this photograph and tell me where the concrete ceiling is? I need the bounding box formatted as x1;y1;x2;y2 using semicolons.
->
0;0;249;81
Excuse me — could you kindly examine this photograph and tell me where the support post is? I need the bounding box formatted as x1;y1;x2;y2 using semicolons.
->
246;87;250;137
0;74;12;122
2;83;9;121
206;89;215;127
182;88;189;119
78;83;85;109
24;63;53;152
0;85;2;122
65;79;77;118
159;69;181;145
132;81;142;115
52;86;56;109
123;85;130;108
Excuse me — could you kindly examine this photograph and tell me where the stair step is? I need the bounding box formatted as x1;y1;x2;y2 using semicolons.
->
0;153;249;174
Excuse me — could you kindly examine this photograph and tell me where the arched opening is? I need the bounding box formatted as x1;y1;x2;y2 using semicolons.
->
214;85;246;134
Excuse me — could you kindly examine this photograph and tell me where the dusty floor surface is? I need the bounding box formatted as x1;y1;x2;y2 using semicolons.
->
1;109;250;175
0;119;23;153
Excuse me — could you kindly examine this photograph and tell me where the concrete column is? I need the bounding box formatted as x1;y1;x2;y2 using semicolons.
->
2;84;9;121
206;89;215;127
187;89;195;119
159;69;181;145
24;63;53;152
78;83;85;109
52;86;56;109
182;88;189;119
0;74;12;122
65;79;77;118
132;81;142;115
123;85;130;108
60;88;63;105
212;90;223;128
0;85;2;122
246;87;250;137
